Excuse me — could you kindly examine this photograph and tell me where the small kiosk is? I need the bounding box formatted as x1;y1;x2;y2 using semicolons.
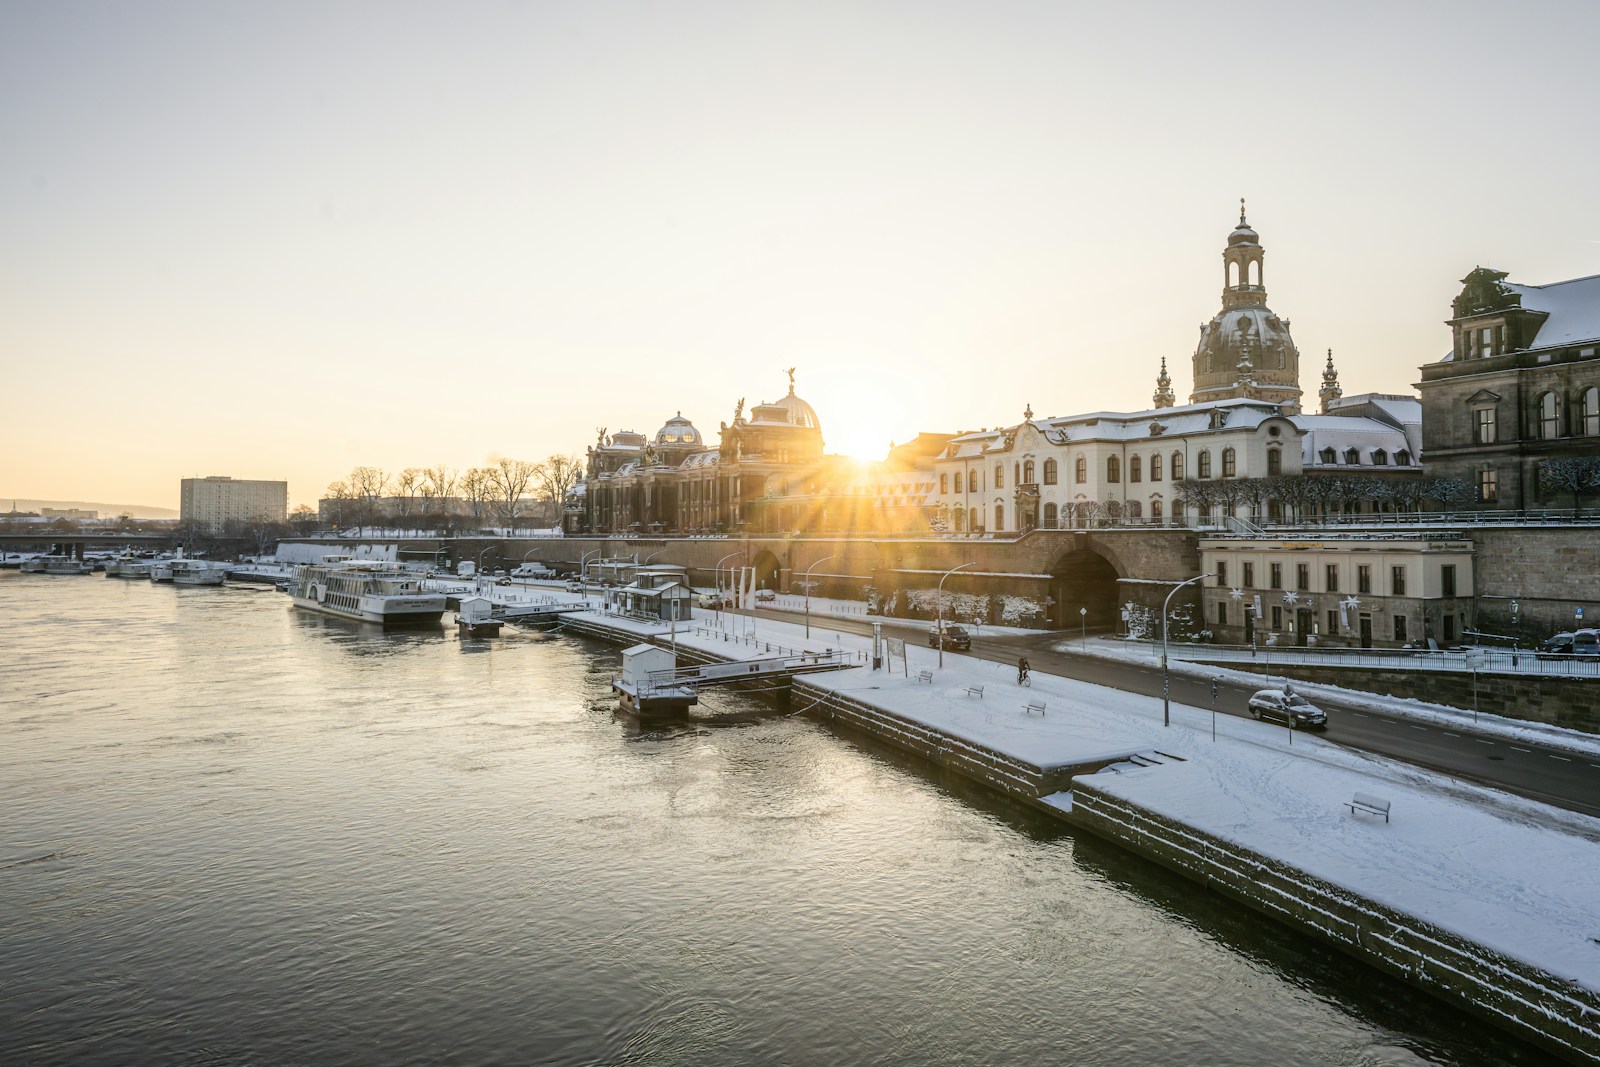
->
612;643;697;717
456;595;503;638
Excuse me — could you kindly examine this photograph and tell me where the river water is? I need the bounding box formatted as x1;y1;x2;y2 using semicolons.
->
0;575;1539;1065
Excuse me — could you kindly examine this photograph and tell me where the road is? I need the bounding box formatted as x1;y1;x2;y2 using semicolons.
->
753;608;1600;819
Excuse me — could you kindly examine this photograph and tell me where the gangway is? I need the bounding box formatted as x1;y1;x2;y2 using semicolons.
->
614;646;852;717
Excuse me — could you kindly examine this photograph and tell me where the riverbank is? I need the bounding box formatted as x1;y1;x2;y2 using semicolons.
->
548;602;1600;1064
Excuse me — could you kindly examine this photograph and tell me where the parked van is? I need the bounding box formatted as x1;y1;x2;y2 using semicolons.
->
1573;629;1599;656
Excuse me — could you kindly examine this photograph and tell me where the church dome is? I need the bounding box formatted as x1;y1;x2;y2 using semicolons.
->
771;390;820;431
655;412;702;446
1227;222;1259;247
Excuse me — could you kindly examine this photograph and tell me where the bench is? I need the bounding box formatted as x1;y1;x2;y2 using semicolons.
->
1347;792;1391;823
1023;699;1046;716
964;684;984;699
916;670;934;684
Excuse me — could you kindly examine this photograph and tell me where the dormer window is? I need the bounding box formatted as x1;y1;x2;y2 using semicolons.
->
1396;449;1412;466
1319;447;1336;464
1372;449;1388;466
1344;448;1361;465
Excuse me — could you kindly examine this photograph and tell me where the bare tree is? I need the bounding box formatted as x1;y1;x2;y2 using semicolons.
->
535;453;583;526
491;458;538;533
1539;457;1600;516
324;480;353;530
1423;477;1473;512
290;504;319;536
420;466;458;532
1212;478;1246;525
460;467;497;527
1236;477;1272;525
1175;479;1216;524
394;468;424;530
348;466;388;534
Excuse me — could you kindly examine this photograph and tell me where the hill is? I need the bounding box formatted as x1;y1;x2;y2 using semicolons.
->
1;498;179;520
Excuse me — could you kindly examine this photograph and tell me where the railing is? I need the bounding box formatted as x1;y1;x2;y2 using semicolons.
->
1157;641;1600;678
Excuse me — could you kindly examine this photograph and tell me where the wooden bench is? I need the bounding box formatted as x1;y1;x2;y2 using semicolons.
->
1023;699;1046;716
1346;792;1391;823
916;670;934;684
964;684;984;698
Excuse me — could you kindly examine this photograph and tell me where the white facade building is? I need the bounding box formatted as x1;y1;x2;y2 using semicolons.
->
180;476;288;533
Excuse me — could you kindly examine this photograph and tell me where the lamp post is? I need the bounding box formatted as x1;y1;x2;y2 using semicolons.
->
714;551;742;628
1162;572;1216;727
936;562;978;668
803;555;835;639
579;548;601;607
1079;606;1088;645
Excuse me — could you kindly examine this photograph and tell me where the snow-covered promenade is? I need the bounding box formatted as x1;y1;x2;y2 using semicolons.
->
516;592;1599;1063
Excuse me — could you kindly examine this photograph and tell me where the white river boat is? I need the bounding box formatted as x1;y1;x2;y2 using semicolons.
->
21;555;94;575
171;559;227;586
288;558;445;627
104;557;153;578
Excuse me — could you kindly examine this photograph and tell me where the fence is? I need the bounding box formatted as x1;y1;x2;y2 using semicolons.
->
1159;641;1600;678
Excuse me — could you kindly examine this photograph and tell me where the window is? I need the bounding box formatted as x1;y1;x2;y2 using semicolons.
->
1197;450;1212;479
970;507;981;531
1217;602;1228;625
1014;462;1021;485
1477;466;1498;503
1441;564;1457;597
1242;562;1254;588
1319;447;1336;464
1327;609;1338;635
1326;564;1338;592
1391;566;1406;596
1296;563;1309;591
1539;391;1559;439
1075;456;1087;483
1357;565;1371;594
953;509;965;532
1344;448;1360;465
939;473;948;494
1170;452;1184;480
1444;614;1457;642
954;472;962;493
1171;501;1184;523
1043;459;1057;484
1266;448;1282;476
1394;615;1407;643
1583;388;1600;436
1150;453;1163;480
1480;326;1494;357
1130;456;1142;482
1216;562;1228;586
1372;449;1387;465
1271;606;1282;629
1126;500;1141;519
1475;407;1496;445
995;464;1004;489
1043;502;1058;527
1396;449;1412;466
1150;499;1163;522
1269;563;1282;589
1107;456;1121;483
1221;448;1236;477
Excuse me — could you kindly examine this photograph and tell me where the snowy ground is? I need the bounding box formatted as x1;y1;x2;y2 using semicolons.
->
508;600;1600;995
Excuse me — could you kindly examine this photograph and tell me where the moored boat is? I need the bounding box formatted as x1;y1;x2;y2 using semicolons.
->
171;559;226;586
288;557;445;627
21;554;94;575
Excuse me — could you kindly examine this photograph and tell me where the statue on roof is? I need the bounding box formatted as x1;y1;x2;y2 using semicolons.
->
596;426;607;446
734;397;745;421
784;366;796;393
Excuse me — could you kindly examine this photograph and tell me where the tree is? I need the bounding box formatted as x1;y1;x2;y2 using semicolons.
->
461;467;497;527
324;480;353;530
491;458;538;533
534;454;583;526
1539;457;1600;516
348;467;388;533
1211;478;1246;525
290;504;319;536
394;468;424;529
1175;479;1216;523
1423;477;1473;512
1236;477;1272;525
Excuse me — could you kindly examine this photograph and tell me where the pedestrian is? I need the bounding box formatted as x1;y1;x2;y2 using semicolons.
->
1017;656;1031;686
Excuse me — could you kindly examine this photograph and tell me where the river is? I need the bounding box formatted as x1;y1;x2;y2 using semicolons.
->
0;574;1540;1065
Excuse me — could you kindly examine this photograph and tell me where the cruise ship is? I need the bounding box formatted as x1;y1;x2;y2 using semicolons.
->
287;558;445;627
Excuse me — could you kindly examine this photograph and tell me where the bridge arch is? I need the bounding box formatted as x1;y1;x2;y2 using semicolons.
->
751;549;781;591
1047;545;1124;631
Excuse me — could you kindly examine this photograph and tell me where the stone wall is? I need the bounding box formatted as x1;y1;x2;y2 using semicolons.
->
1470;526;1600;639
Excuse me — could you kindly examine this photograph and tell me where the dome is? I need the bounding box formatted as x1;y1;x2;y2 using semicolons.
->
1227;223;1259;247
770;391;820;431
655;412;702;446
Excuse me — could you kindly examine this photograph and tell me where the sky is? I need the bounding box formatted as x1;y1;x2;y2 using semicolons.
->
3;0;1599;510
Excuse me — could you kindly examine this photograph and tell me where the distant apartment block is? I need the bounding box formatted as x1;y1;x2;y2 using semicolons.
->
180;476;288;533
41;508;98;520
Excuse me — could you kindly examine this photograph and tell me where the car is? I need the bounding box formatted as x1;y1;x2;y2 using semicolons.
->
755;588;776;602
927;623;972;650
1247;688;1327;729
565;580;584;593
697;593;727;609
1574;629;1599;657
496;576;512;586
1538;632;1576;657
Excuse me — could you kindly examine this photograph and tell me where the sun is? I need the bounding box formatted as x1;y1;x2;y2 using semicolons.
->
828;424;893;463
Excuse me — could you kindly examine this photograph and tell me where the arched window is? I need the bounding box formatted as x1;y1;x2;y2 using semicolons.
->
994;503;1005;531
995;463;1004;489
1372;449;1388;466
970;506;981;531
1150;453;1163;481
1043;502;1058;527
1266;448;1282;476
1396;449;1412;466
1130;455;1142;482
954;472;963;493
1150;499;1163;522
1107;456;1121;483
1171;501;1184;523
1539;391;1559;439
1171;452;1184;480
1014;462;1021;485
1043;458;1058;485
953;508;965;532
1583;388;1600;436
1221;447;1236;478
1023;460;1035;483
1126;500;1142;520
1344;448;1360;465
1075;456;1087;483
1197;450;1212;479
1319;447;1336;464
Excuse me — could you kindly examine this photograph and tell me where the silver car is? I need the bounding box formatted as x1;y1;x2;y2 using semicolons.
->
1247;688;1327;729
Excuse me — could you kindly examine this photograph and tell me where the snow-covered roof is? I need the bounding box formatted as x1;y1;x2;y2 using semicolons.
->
1513;272;1600;349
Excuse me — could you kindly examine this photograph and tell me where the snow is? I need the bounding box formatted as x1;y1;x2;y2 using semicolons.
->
512;601;1600;996
1513;273;1600;349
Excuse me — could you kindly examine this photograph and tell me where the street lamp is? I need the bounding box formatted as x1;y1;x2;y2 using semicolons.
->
803;555;835;639
1162;572;1216;727
579;548;601;606
936;562;978;668
714;551;742;626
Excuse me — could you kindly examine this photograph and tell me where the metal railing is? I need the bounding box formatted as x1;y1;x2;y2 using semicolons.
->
1157;641;1600;678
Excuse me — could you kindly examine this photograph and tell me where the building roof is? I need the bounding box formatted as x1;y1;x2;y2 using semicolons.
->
1512;272;1600;349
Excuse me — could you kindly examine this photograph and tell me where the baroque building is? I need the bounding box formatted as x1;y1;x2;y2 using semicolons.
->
1417;268;1600;509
